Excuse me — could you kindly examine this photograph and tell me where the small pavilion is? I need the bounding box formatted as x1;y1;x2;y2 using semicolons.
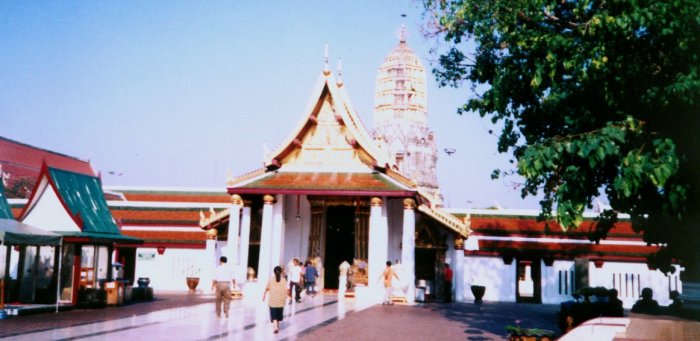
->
18;164;141;305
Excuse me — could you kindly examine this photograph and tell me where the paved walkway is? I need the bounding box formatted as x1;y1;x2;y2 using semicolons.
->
0;292;561;340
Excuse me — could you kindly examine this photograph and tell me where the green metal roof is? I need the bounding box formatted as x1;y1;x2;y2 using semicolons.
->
0;181;13;220
49;167;120;235
0;218;62;246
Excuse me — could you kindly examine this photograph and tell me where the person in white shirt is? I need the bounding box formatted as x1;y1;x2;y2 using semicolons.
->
288;258;303;303
338;260;351;297
212;256;235;317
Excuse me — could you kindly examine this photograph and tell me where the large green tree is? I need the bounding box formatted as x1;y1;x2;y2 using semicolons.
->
422;0;700;274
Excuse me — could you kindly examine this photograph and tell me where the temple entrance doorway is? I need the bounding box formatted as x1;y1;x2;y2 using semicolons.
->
324;205;354;289
516;258;541;303
415;248;438;298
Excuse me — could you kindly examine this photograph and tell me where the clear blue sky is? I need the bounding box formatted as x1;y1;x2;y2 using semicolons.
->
0;1;540;209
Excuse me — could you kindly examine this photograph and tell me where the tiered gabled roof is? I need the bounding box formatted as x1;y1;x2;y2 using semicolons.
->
19;164;140;244
262;69;391;172
226;64;416;197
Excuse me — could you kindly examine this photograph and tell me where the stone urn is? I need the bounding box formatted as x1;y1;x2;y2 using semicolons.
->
186;277;200;293
137;277;150;288
471;285;486;304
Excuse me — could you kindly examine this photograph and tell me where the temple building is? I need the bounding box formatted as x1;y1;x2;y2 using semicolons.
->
199;45;468;303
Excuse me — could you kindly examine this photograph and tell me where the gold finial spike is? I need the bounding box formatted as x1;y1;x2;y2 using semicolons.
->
226;168;234;186
397;14;408;43
323;44;331;75
336;58;343;87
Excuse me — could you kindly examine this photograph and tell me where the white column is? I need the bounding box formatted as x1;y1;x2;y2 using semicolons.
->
453;236;465;302
271;195;285;269
401;198;416;304
228;194;243;265
257;194;275;285
239;206;252;277
203;229;218;290
368;197;386;302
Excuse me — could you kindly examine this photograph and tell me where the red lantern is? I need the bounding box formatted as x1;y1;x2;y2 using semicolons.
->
156;246;166;255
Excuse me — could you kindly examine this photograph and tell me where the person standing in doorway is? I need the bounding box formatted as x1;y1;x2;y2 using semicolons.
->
443;263;453;303
263;266;289;334
338;260;351;297
381;261;400;305
288;258;303;303
212;256;235;318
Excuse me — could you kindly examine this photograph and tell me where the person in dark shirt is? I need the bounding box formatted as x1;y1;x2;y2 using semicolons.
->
443;263;453;303
631;287;660;315
303;260;318;296
605;288;624;317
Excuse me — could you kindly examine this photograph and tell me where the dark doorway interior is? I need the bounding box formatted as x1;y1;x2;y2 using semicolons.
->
117;247;136;284
248;244;260;276
415;248;437;298
324;205;355;289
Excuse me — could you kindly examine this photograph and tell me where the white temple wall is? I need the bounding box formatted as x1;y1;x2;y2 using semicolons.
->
281;194;311;264
134;247;209;291
541;260;576;304
386;198;404;264
588;261;682;308
460;255;517;303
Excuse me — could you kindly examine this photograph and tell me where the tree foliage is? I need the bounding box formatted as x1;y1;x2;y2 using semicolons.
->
422;0;700;273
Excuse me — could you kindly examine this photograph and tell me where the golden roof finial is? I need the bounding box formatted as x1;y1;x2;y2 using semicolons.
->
397;14;408;43
336;58;343;87
323;44;331;76
226;167;234;186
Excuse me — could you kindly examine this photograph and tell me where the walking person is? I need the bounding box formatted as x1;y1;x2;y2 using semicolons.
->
212;256;235;318
338;260;351;297
288;258;303;303
380;261;400;305
443;263;453;303
262;266;289;334
304;260;318;296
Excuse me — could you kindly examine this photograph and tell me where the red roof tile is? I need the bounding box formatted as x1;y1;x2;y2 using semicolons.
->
112;208;202;225
121;230;206;244
232;172;412;196
0;137;94;178
120;192;229;203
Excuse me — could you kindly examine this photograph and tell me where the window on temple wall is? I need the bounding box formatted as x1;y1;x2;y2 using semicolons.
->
394;94;404;104
558;270;575;295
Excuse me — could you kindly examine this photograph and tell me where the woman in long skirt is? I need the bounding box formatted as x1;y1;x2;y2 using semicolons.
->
262;266;289;333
